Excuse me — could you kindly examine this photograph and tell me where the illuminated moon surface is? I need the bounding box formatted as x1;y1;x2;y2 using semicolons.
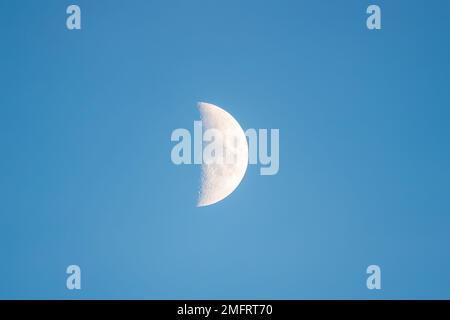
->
197;102;249;207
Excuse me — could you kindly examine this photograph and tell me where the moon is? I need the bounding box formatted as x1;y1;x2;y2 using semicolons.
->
197;102;248;207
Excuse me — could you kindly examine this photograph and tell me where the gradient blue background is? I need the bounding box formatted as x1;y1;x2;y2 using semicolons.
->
1;0;449;299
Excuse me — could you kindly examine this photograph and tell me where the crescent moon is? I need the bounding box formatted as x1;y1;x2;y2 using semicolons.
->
197;102;249;207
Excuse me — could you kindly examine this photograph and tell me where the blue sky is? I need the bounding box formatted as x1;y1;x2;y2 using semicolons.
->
0;0;449;299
